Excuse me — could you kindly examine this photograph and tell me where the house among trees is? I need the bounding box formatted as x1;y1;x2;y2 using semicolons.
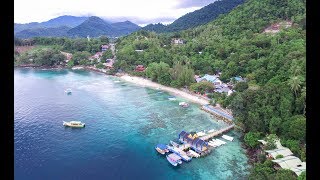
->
258;139;306;176
89;52;103;62
196;74;222;86
135;65;145;72
60;51;73;63
103;59;114;69
101;44;110;52
171;38;184;45
263;21;293;34
231;76;245;83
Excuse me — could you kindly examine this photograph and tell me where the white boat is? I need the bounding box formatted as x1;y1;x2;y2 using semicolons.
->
208;129;215;133
168;96;176;101
215;139;227;145
65;88;72;95
63;121;85;128
196;131;206;137
222;135;234;141
179;102;189;108
187;150;200;158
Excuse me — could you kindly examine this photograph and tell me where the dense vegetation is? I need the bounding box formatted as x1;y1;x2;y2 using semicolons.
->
115;0;306;178
142;0;245;33
14;36;110;67
15;26;71;39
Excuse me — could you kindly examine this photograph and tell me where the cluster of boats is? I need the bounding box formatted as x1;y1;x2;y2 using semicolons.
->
155;140;197;166
155;130;235;166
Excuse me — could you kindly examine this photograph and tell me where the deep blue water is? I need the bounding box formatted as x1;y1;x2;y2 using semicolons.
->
14;68;250;180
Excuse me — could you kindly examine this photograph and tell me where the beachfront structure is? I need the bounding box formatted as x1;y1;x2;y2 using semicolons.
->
89;52;103;61
258;139;306;176
272;156;306;176
178;131;209;154
265;148;294;159
103;59;114;69
196;74;222;86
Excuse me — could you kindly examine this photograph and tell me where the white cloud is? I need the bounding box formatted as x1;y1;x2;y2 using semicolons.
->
14;0;207;25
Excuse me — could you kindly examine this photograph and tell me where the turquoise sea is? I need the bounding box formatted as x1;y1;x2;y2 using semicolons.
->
14;68;250;179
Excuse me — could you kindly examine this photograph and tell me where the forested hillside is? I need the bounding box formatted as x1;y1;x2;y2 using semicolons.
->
116;0;306;178
142;0;245;33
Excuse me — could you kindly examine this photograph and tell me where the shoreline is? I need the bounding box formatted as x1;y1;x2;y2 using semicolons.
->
118;74;210;106
15;66;234;122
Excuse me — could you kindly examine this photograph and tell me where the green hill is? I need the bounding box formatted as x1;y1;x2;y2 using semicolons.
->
142;0;245;33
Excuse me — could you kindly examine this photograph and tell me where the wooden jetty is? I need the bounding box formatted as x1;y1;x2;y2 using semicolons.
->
200;124;235;141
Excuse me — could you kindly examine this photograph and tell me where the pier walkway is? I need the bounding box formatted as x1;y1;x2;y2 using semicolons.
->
201;105;234;124
200;124;235;141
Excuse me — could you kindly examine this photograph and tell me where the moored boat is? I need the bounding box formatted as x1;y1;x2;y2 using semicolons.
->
155;144;169;155
63;121;85;128
222;135;234;141
179;102;189;108
65;88;72;95
166;153;182;166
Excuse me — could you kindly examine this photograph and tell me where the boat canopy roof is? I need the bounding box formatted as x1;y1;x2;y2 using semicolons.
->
168;153;181;161
156;144;167;150
70;121;82;124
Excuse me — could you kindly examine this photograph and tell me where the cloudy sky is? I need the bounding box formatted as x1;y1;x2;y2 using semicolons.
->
14;0;217;26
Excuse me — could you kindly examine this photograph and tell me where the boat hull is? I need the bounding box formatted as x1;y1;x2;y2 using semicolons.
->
155;147;165;155
63;121;85;128
166;155;178;166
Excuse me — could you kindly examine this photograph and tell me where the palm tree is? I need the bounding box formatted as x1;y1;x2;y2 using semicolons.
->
288;76;303;97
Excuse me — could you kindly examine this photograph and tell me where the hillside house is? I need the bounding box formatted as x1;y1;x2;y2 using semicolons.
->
172;38;184;45
101;44;110;52
264;21;293;34
135;65;145;72
89;52;103;62
60;51;73;63
103;59;114;69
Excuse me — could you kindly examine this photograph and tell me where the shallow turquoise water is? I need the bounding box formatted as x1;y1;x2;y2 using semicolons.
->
14;68;250;179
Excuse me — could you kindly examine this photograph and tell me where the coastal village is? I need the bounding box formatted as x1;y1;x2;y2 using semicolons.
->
52;39;306;176
14;0;307;176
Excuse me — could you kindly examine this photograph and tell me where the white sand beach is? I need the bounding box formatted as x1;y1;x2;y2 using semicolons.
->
119;74;210;105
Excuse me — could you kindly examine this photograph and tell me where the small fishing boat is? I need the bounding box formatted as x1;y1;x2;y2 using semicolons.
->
222;135;234;141
155;144;169;155
168;96;176;101
196;131;206;137
170;140;180;148
179;102;189;108
65;88;72;95
63;121;85;128
166;153;182;166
